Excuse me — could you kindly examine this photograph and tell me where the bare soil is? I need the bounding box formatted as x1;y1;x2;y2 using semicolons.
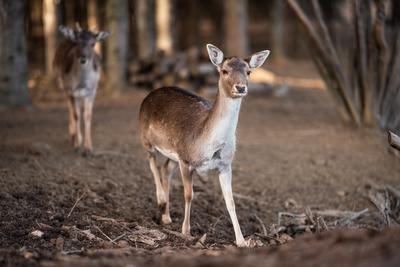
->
1;87;399;267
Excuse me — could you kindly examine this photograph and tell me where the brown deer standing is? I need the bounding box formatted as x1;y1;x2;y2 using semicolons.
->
54;25;109;155
139;44;270;247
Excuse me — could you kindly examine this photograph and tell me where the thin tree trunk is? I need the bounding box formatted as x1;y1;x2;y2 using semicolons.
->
87;0;101;53
64;0;75;26
272;0;285;60
0;0;31;107
136;0;155;59
29;0;42;37
354;0;373;125
42;0;57;78
105;0;129;91
223;0;249;57
156;0;174;55
287;0;361;125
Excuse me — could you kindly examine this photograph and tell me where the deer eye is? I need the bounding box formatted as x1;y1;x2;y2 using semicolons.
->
247;71;251;76
222;70;228;75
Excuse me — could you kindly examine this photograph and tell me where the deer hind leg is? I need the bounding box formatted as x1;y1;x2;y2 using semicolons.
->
218;165;248;247
148;151;168;223
179;160;194;236
160;158;178;224
83;98;94;156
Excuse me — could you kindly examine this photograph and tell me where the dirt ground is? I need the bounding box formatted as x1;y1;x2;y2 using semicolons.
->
1;85;400;267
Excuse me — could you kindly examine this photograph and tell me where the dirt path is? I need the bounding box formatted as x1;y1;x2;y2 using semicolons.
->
1;88;399;266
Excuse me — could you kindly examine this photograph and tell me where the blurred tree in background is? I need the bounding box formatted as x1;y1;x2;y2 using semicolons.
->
136;0;156;59
0;0;31;107
106;0;129;91
223;0;249;56
287;0;400;130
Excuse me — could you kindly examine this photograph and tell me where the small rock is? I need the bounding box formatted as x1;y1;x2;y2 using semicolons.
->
194;234;207;248
100;241;113;249
204;249;222;256
255;239;264;247
23;251;35;259
105;179;118;189
30;142;52;156
30;230;44;238
56;237;64;250
269;239;277;246
118;240;129;248
284;198;298;208
336;190;347;197
278;234;293;244
312;158;326;166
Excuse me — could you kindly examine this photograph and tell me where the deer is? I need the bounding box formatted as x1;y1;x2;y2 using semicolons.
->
53;24;109;155
139;44;270;247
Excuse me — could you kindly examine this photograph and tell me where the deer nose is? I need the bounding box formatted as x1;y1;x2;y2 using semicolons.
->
235;85;247;94
80;57;87;64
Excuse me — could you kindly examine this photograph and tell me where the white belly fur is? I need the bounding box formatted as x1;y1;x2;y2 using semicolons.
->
155;146;180;162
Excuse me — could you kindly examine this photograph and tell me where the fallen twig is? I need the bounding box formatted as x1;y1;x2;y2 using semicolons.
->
67;191;86;218
318;216;329;231
112;232;127;243
93;150;134;158
333;208;369;226
93;225;117;244
91;215;119;224
314;209;367;218
388;131;400;151
163;229;195;241
61;248;84;255
254;214;267;236
278;212;307;226
233;193;269;205
33;158;50;179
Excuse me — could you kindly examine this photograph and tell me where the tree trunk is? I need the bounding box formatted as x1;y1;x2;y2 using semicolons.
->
0;0;31;107
105;0;129;91
223;0;249;57
63;0;75;26
272;0;285;60
42;0;58;78
87;0;101;53
136;0;155;59
156;0;174;55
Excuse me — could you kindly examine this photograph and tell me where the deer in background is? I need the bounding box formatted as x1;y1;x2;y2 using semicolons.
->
139;44;270;247
54;24;109;155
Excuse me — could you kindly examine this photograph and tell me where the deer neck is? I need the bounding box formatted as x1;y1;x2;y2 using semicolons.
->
202;83;242;144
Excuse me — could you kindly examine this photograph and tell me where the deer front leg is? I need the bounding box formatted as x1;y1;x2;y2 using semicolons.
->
73;98;83;151
148;151;168;222
218;165;247;247
83;98;94;156
179;160;194;236
160;159;178;224
67;96;77;145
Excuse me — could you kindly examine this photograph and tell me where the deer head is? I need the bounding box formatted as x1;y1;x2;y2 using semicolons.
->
207;44;270;98
59;25;109;65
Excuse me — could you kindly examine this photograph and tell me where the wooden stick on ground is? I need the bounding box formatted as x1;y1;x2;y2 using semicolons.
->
388;131;400;151
254;214;267;236
93;225;117;244
67;191;86;218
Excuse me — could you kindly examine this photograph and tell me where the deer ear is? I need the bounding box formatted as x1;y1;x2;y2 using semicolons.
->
248;50;270;69
206;44;224;67
96;31;110;42
59;26;76;41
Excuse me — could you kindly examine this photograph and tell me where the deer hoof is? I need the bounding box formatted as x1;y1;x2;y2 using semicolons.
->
161;214;172;225
82;148;93;157
236;238;252;248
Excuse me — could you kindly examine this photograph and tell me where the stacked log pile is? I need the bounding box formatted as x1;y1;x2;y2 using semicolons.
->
129;47;218;92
